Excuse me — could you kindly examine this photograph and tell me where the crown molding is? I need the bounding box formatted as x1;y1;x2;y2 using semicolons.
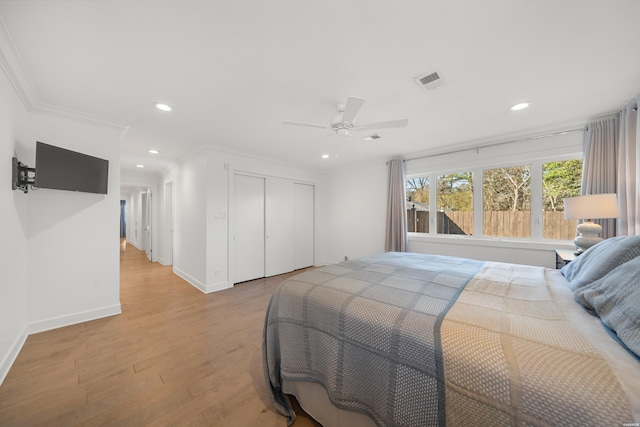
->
31;102;127;129
0;17;126;130
0;16;38;110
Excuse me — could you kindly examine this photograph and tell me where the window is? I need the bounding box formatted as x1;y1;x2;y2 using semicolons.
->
407;157;582;241
482;165;531;238
436;172;473;235
542;159;582;240
406;177;429;233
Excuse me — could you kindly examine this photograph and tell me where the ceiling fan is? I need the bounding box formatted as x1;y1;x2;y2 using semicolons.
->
283;96;408;137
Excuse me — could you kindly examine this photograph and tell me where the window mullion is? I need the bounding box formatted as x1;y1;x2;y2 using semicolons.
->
530;160;543;240
473;168;483;238
429;174;437;235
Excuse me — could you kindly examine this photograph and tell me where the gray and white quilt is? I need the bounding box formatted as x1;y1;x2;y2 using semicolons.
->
263;252;634;426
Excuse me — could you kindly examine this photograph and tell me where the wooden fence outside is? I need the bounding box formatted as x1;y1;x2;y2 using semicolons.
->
407;210;577;240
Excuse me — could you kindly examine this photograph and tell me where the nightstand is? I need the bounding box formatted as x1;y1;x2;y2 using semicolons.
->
554;249;576;269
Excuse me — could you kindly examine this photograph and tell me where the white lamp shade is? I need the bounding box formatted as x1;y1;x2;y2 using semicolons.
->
563;194;619;220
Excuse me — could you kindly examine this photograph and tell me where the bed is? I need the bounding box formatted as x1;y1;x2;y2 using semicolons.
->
263;237;640;426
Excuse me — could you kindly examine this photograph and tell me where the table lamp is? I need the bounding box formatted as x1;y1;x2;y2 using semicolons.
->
563;193;619;254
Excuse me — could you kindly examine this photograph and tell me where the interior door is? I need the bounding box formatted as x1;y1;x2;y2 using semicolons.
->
234;174;265;283
293;183;314;270
165;181;174;265
265;178;294;277
144;188;152;261
141;191;148;255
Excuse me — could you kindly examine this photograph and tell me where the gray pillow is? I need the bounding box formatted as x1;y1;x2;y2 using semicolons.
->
560;235;640;290
574;256;640;357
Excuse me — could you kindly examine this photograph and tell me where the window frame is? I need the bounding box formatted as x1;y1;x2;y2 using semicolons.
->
406;154;582;242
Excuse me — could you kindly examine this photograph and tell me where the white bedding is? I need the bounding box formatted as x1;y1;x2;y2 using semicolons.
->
546;268;640;421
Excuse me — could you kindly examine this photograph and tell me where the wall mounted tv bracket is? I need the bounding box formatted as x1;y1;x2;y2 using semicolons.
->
12;157;35;193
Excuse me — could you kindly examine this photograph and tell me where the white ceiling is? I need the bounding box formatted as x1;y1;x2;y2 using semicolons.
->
1;1;639;175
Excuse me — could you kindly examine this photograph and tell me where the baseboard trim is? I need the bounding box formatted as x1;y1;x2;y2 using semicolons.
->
173;267;230;294
173;267;207;293
204;280;231;293
0;326;28;386
0;304;122;386
27;304;122;335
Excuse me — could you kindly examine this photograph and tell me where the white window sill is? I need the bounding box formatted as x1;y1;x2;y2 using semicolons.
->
408;232;574;251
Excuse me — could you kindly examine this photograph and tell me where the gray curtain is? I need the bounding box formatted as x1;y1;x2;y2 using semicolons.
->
582;117;618;239
385;158;408;252
617;96;640;235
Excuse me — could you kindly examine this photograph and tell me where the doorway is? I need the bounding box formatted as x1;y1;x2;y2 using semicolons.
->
120;200;126;238
165;181;174;266
141;189;152;262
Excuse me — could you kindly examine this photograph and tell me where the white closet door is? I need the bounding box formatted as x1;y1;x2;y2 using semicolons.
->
265;178;294;277
234;174;265;283
294;183;314;270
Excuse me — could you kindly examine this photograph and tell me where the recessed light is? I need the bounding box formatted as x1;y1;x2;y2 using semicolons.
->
155;102;172;112
136;164;145;168
321;154;330;159
509;102;531;111
148;149;159;154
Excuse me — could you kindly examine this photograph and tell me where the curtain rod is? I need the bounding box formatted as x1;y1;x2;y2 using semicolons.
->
404;127;586;162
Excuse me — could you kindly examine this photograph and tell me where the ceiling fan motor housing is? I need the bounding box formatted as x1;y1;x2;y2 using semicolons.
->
331;113;355;128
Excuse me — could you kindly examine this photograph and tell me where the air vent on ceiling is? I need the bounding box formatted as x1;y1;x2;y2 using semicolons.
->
414;70;444;91
363;134;381;141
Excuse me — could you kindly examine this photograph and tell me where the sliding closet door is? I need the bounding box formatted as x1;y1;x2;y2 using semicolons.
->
293;183;314;270
265;178;294;277
234;174;265;283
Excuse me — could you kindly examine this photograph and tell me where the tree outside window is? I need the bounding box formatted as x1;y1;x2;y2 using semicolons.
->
542;159;582;239
483;165;531;238
436;173;473;235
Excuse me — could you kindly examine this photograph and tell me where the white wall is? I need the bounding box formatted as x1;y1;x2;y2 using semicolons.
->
407;237;560;267
321;131;583;268
25;112;122;332
173;149;207;289
324;161;388;264
0;83;122;384
406;130;583;176
0;65;30;384
167;146;326;293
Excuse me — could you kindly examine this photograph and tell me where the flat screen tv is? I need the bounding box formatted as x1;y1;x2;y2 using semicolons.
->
35;141;109;194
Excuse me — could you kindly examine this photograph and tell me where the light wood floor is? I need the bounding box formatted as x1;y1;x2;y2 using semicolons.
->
0;240;321;426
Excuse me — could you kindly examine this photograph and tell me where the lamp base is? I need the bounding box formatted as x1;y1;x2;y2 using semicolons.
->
574;221;602;254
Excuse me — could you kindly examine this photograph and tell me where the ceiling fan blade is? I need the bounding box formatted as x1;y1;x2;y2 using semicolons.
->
356;118;408;131
341;96;365;124
282;120;330;129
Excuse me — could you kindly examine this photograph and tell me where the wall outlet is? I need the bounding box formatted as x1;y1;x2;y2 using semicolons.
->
214;269;220;277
